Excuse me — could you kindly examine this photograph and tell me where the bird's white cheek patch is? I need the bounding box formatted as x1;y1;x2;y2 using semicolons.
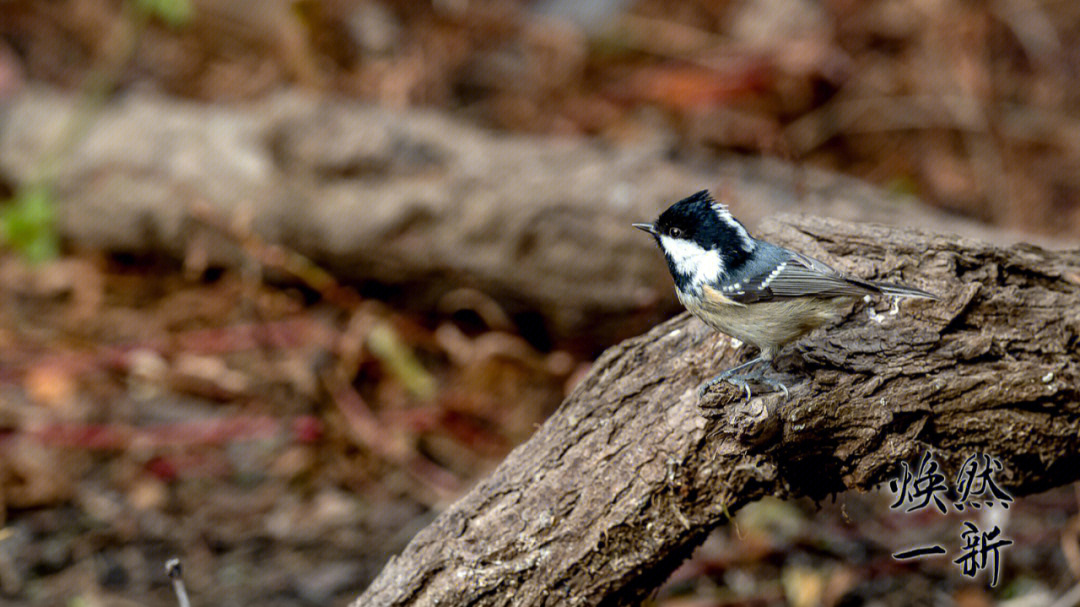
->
659;235;697;271
660;235;725;286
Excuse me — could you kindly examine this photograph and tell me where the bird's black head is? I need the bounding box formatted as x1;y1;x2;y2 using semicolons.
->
656;191;719;246
634;190;757;291
653;190;755;255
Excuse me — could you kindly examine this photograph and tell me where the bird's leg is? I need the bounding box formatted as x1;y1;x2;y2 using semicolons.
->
698;355;767;399
752;357;800;399
699;353;796;400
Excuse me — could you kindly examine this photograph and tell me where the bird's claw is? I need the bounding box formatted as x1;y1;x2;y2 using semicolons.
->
697;376;719;398
758;376;789;399
698;370;789;401
698;373;753;400
730;376;753;401
701;377;751;399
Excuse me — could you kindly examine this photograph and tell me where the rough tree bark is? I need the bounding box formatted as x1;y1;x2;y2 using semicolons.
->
355;215;1080;606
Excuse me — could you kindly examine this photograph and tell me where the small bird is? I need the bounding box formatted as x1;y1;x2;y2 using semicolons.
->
634;190;937;399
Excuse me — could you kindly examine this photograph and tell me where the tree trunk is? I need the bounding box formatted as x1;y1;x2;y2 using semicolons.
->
354;215;1080;606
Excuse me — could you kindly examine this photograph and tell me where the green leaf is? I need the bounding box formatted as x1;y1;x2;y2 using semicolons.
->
1;184;60;264
134;0;194;27
366;322;437;400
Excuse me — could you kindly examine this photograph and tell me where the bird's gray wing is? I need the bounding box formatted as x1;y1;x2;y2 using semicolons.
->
721;246;879;305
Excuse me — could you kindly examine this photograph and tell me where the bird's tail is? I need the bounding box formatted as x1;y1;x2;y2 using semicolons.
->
870;281;939;300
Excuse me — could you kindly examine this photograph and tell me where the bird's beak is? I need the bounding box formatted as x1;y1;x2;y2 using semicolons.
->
633;222;658;236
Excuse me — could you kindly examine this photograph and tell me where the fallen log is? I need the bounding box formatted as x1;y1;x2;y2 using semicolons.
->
1;88;1062;348
354;214;1080;606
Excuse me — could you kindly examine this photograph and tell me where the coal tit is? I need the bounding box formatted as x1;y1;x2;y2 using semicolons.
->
635;190;938;399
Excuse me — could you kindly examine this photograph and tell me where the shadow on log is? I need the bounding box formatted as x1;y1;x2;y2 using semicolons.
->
355;215;1080;606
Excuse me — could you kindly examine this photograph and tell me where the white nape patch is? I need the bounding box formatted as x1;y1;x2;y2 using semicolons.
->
711;202;756;253
660;234;724;287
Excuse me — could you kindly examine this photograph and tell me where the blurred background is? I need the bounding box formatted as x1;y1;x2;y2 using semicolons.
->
0;1;1079;606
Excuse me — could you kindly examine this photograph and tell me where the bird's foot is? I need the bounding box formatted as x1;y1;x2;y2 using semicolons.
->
698;372;753;400
757;375;790;399
698;368;795;401
699;355;767;399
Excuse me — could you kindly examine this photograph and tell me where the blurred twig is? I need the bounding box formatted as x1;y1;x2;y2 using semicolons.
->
188;200;359;308
165;558;192;607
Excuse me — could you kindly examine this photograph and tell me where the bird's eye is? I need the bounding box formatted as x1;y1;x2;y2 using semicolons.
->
669;227;682;238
